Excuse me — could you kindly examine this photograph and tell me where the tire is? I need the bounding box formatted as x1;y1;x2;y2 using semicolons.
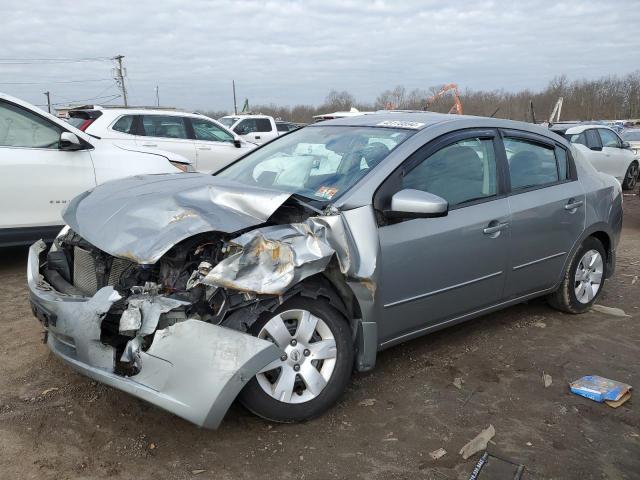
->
238;296;354;423
621;161;638;190
547;236;606;314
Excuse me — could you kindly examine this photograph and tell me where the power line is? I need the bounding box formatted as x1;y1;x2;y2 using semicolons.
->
0;56;111;65
0;78;113;85
34;93;121;107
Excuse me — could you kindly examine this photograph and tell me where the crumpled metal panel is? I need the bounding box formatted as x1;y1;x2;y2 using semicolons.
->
62;174;291;264
200;214;352;295
29;241;282;429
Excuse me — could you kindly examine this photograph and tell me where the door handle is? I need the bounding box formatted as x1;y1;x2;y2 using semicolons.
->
483;222;509;235
197;146;212;150
564;200;584;211
255;136;261;139
142;143;157;147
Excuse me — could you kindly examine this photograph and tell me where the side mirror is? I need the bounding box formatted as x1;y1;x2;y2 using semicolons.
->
60;132;83;150
233;139;242;148
621;141;631;149
386;189;448;219
589;145;603;152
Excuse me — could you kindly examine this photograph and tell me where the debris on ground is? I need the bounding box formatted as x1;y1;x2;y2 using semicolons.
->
453;377;464;389
429;447;447;460
459;425;496;459
632;275;638;285
40;387;59;396
468;452;525;480
532;320;547;328
191;470;207;475
570;375;632;407
358;398;376;407
542;373;553;388
592;305;631;317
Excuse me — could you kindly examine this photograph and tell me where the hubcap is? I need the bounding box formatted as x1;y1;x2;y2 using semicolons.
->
574;249;603;304
256;309;337;404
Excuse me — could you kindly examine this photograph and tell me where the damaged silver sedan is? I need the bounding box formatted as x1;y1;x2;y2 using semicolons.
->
29;113;623;428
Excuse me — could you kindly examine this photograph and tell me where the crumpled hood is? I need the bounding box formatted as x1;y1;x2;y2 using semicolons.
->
63;174;291;264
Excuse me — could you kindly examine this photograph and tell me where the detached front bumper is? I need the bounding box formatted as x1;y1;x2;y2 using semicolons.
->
28;240;280;429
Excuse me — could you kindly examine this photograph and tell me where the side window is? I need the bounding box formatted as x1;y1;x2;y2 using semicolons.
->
276;123;289;132
235;119;256;134
569;132;587;146
504;138;559;190
585;129;602;149
402;137;497;207
112;115;135;134
191;118;234;142
599;129;620;148
0;101;62;149
556;147;569;180
255;118;272;132
141;115;188;139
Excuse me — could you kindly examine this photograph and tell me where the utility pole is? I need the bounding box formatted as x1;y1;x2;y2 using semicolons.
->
113;55;128;107
43;91;51;113
232;80;237;115
155;85;159;107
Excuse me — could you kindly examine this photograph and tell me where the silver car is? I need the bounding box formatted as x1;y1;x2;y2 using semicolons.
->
28;113;622;428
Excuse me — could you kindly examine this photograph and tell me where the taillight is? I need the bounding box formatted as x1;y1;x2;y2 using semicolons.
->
77;119;95;131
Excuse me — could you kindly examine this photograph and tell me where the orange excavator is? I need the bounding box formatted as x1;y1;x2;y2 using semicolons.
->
424;83;463;115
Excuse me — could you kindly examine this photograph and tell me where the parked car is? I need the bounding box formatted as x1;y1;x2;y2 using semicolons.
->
550;123;638;190
67;107;255;173
29;112;622;429
312;107;373;123
621;128;640;159
276;120;303;133
0;92;192;246
218;114;284;145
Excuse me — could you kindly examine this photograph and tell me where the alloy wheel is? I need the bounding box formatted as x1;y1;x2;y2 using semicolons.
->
574;249;604;304
256;309;337;404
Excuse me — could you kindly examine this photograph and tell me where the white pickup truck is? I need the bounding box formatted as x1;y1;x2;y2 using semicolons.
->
218;114;300;145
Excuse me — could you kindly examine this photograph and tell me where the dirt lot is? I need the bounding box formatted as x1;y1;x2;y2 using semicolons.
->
1;197;639;480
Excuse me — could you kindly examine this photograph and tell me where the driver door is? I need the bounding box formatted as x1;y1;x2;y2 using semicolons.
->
0;99;95;231
375;130;510;344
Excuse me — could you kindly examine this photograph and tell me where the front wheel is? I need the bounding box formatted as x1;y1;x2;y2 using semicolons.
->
547;236;606;314
621;162;638;190
238;297;354;423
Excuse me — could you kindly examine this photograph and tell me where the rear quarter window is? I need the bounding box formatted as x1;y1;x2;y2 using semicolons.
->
112;115;135;134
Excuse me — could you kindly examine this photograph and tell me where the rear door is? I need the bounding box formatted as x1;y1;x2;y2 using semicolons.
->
0;99;95;231
375;129;511;343
503;131;585;297
135;114;196;162
188;117;244;173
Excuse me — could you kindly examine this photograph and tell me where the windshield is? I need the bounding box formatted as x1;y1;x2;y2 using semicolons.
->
217;125;414;201
622;130;640;141
219;117;238;128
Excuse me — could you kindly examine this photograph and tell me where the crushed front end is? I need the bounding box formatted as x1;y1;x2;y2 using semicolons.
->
28;230;282;429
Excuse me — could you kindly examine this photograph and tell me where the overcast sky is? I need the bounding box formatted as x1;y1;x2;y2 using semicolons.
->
1;0;639;112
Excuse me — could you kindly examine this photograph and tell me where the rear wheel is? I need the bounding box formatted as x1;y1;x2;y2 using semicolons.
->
238;297;354;423
621;162;638;190
547;236;606;314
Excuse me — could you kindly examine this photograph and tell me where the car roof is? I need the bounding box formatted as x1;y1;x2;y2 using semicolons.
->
312;111;562;138
74;107;209;118
564;124;617;135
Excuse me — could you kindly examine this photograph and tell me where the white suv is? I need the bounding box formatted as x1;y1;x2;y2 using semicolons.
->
69;108;256;173
551;123;638;190
0;93;192;246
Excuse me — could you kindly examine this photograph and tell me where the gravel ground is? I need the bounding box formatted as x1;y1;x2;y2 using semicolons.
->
0;196;639;480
